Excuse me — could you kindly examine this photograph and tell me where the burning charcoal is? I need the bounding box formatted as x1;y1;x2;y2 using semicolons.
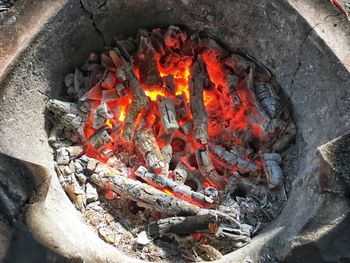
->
222;54;254;77
161;144;172;175
180;120;193;135
46;99;87;139
135;166;214;207
115;36;138;60
56;148;70;165
159;48;181;71
204;187;219;203
209;144;258;174
100;72;116;90
74;67;89;98
254;82;281;119
163;25;187;49
224;70;242;111
109;47;149;141
164;75;176;95
146;213;218;238
90;167;201;216
199;38;224;70
173;163;191;184
115;83;127;98
101;53;115;70
135;128;165;172
189;56;210;144
85;183;99;203
158;96;179;134
175;92;189;120
262;153;283;189
136;29;163;88
93;103;113;129
89;128;112;150
150;28;165;55
195;147;225;189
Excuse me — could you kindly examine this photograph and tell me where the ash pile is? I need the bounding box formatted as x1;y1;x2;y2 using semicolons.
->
47;25;296;262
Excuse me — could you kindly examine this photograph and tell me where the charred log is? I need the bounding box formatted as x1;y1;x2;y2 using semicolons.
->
135;127;165;172
136;30;163;88
146;213;218;238
135;166;215;207
209;144;259;174
109;47;149;140
189;56;210;144
262;153;283;189
196;147;225;189
158;96;179;134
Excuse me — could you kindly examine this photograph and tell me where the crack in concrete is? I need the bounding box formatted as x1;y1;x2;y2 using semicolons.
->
79;0;107;47
289;22;322;97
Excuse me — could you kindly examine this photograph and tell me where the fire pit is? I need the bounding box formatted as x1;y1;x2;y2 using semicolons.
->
45;25;295;261
0;0;350;262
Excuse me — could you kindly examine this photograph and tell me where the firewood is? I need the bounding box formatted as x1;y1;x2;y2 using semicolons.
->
261;153;283;189
163;25;187;49
46;99;87;139
160;144;172;175
222;54;254;77
135;128;165;172
175;92;189;120
172;162;191;184
150;28;165;56
254;82;281;119
224;69;241;111
88;128;112;150
109;47;149;141
158;96;179;134
92;103;113;129
146;213;218;238
209;144;259;174
136;29;163;88
135;166;214;207
195;147;226;189
189;56;211;144
90;172;201;216
164;75;176;95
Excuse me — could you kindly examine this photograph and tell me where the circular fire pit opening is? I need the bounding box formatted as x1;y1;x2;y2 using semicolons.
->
0;1;349;263
46;23;295;261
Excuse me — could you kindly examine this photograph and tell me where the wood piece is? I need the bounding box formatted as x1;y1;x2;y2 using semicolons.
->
173;162;191;184
209;144;259;174
224;69;241;111
164;75;176;95
146;213;218;238
158;96;179;134
93;103;113;129
87;157;240;226
175;92;189;120
189;56;210;144
109;47;149;140
195;147;225;189
74;67;89;98
262;153;283;189
163;25;187;49
135;128;165;172
46;99;87;139
135;166;214;208
254;82;281;119
88;128;112;150
150;28;165;56
90;172;201;216
222;54;254;77
161;144;172;175
136;30;163;88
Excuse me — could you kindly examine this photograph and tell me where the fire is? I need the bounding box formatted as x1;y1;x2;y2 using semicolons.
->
118;106;126;122
144;89;166;101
